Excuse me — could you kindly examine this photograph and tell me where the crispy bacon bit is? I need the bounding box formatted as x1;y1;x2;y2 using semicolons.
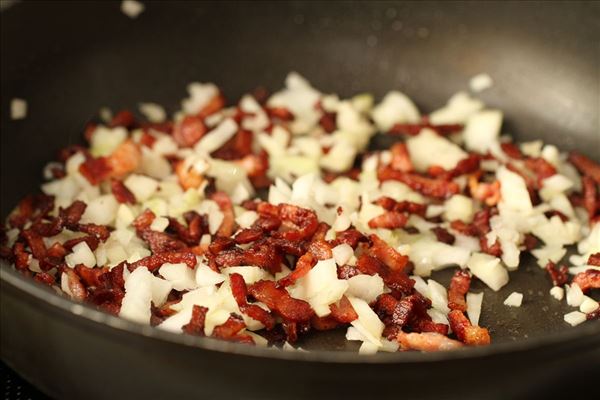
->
311;315;340;331
166;212;205;246
109;139;141;178
378;167;459;199
235;152;269;178
572;270;600;293
173;115;207;147
139;131;158;148
141;231;187;253
21;229;46;262
397;331;463;351
480;236;503;257
198;93;226;118
588;253;600;267
319;111;336;133
129;252;196;272
79;157;112;185
500;143;523;159
132;209;156;233
59;200;87;228
369;234;410;273
469;174;501;206
63;235;100;252
111;180;136;204
450;220;478;236
182;305;208;336
74;265;107;287
388;122;463;136
212;315;254;344
569;152;600;184
545;261;569;287
368;211;408;229
65;269;87;301
337;264;359;280
524;157;557;187
582;176;598;221
374;197;427;216
257;203;319;241
77;224;110;242
329;296;358;323
248;280;314;322
357;254;413;295
448;310;490;346
522;234;538;251
278;252;315;287
174;159;204;190
229;273;275;329
267;107;294;121
215;242;283;273
13;243;30;270
448;270;471;311
330;229;367;249
212;192;235;237
44;242;67;266
376;293;433;336
390;142;413;172
33;272;55;286
109;110;136;129
431;227;455;245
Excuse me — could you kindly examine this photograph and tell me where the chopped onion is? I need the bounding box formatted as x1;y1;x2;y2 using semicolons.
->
371;91;420;131
195;118;238;154
159;262;198;291
407;129;467;172
10;98;27;120
124;174;159;202
463;110;502;154
566;283;584;307
503;292;523;307
466;252;509;291
563;311;586;327
65;241;96;268
347;296;384;347
444;195;474;223
121;0;145;18
427;279;450;313
346;274;384;304
580;297;599;314
549;286;564;301
469;73;493;92
119;267;153;324
466;292;483;325
332;244;354;266
139;102;166;123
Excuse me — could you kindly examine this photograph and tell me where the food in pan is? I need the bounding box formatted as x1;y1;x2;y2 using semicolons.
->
2;73;599;353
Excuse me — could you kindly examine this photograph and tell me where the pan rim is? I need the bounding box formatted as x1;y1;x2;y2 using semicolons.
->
2;261;599;364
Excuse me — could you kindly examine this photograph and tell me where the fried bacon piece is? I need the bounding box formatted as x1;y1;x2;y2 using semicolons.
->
369;234;410;273
212;315;254;344
582;176;598;221
278;252;316;287
368;211;408;229
448;310;491;346
77;223;110;242
64;269;87;301
569;151;600;184
215;241;283;273
109;110;136;129
388;121;463;136
132;209;156;233
59;200;87;228
500;142;523;159
21;229;47;263
545;261;569;287
248;280;314;322
374;197;427;216
33;272;55;286
588;253;600;267
129;252;196;272
167;211;205;246
182;305;208;336
229;273;276;329
329;296;358;323
572;270;600;293
397;331;463;352
173;115;207;147
432;154;481;181
235;152;269;179
378;167;459;199
141;231;187;253
356;254;413;295
524;157;556;187
12;243;30;270
468;174;501;206
63;235;100;252
198;93;226;118
330;229;367;249
447;270;471;312
431;227;455;245
212;191;235;237
390;142;413;172
111;180;136;204
107;139;141;179
257;202;318;241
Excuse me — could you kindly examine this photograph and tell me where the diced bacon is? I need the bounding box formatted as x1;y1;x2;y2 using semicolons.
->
572;270;600;293
248;280;314;322
447;270;471;311
397;331;463;351
378;167;459;199
448;310;490;346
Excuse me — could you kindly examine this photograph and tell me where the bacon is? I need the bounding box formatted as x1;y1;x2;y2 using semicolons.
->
65;269;88;301
13;243;30;270
63;235;100;252
139;131;158;148
59;200;87;229
132;209;156;233
522;234;538;251
215;242;283;274
248;280;314;322
166;212;205;246
173;115;207;147
448;310;490;346
448;270;471;311
278;252;316;288
182;305;208;336
368;211;408;229
588;253;600;267
229;273;275;329
235;152;269;178
211;192;235;237
388;122;463;136
129;252;197;272
329;296;358;323
319;111;336;133
311;315;341;331
257;202;319;241
356;255;413;295
572;270;600;293
212;130;254;160
74;265;107;287
308;239;332;260
107;139;141;179
433;154;481;182
43;242;67;266
337;264;359;280
582;176;598;221
397;331;463;351
500;142;523;159
198;93;226;118
77;224;110;241
431;227;455;245
374;197;427;216
469;174;501;206
369;234;410;273
569;151;600;184
267;107;294;121
141;231;187;253
111;180;136;204
378;167;459;199
211;315;254;344
174;159;204;190
480;236;503;257
109;110;136;129
390;142;413;172
21;229;46;262
524;157;557;187
330;229;367;249
79;157;112;185
375;293;430;334
34;272;55;286
545;261;569;287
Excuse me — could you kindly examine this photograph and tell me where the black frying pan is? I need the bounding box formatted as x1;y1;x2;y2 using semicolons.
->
1;1;599;399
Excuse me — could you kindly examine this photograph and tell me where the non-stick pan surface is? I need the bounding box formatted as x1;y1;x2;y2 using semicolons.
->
1;1;599;399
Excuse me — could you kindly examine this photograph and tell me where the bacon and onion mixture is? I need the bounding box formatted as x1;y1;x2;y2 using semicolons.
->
2;73;599;353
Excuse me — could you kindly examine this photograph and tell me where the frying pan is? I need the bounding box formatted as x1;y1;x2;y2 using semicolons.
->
1;1;599;399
